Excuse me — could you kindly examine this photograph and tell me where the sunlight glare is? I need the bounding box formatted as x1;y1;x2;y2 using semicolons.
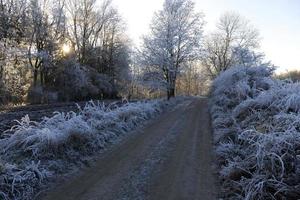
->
62;44;71;54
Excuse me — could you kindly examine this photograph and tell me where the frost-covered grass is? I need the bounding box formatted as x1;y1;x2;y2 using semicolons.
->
0;99;180;200
211;66;300;200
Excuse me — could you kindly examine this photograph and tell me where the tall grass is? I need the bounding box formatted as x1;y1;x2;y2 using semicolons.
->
211;66;300;199
0;99;179;200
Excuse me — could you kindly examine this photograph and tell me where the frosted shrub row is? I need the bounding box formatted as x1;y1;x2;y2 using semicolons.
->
211;66;300;199
0;99;175;200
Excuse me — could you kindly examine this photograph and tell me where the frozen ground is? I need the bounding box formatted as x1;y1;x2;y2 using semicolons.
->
0;99;176;200
41;98;217;200
0;100;119;137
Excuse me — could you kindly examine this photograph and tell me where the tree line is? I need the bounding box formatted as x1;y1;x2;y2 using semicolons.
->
0;0;130;104
140;0;269;99
0;0;269;104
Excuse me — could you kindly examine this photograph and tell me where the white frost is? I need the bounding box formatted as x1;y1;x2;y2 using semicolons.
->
211;66;300;199
0;99;179;200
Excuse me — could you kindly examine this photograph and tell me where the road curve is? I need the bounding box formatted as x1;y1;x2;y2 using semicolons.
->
42;98;217;200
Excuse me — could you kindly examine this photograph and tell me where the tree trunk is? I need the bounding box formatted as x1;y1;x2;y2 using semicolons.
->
33;69;38;87
40;70;44;87
0;65;3;80
167;85;175;100
167;77;176;100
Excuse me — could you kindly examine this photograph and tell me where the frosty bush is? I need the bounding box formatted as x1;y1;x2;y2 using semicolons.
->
0;99;179;199
211;66;300;199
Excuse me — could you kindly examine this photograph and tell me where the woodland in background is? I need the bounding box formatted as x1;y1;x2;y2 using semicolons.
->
0;0;131;105
0;0;273;105
277;70;300;82
138;1;267;99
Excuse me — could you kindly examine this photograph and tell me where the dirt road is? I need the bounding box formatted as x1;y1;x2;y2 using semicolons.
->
42;98;217;200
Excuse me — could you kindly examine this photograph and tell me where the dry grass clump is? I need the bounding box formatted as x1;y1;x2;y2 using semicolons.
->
0;99;180;199
211;66;300;199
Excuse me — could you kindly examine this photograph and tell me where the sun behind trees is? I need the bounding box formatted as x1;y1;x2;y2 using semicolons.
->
0;0;130;104
0;0;269;104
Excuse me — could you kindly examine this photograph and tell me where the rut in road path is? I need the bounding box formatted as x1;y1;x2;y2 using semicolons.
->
42;98;217;200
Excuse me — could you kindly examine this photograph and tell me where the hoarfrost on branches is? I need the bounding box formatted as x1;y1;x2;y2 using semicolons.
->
140;0;205;99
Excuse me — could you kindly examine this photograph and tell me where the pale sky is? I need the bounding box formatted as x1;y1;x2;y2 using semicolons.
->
113;0;300;73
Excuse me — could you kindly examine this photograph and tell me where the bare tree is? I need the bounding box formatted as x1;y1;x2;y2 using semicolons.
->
202;12;260;78
50;0;67;43
28;0;69;88
27;0;54;87
140;0;204;99
0;0;131;104
66;0;114;64
176;61;210;96
0;0;28;42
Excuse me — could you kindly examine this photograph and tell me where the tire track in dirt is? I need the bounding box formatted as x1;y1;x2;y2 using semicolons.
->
42;98;217;200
